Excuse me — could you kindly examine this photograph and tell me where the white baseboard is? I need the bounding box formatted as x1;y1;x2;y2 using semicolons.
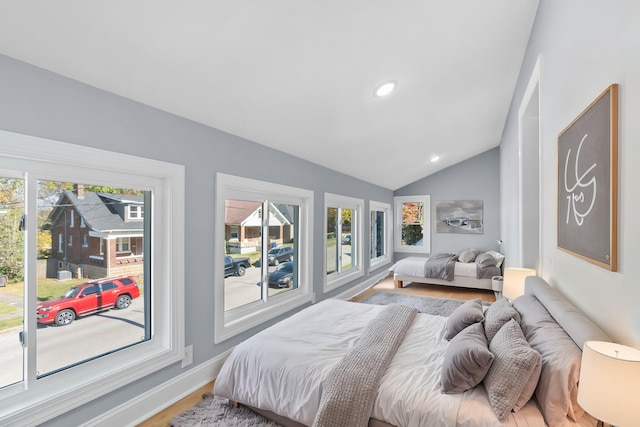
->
334;269;391;301
82;348;233;427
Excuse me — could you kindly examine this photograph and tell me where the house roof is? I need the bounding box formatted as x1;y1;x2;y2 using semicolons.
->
49;190;144;233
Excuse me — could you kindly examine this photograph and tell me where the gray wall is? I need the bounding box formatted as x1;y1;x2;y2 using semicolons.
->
500;0;640;346
0;53;393;425
394;148;501;260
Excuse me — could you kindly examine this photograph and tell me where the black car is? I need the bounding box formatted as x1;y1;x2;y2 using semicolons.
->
266;261;294;288
224;255;251;277
267;246;293;266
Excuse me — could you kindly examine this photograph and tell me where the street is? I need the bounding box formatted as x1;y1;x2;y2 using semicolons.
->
0;297;145;387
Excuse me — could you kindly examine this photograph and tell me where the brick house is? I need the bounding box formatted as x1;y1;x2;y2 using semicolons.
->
224;200;294;254
45;185;144;279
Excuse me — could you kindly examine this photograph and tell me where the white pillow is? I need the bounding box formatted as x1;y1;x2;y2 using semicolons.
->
485;250;505;268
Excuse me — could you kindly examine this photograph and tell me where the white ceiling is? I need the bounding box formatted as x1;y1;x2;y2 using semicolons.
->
0;1;539;190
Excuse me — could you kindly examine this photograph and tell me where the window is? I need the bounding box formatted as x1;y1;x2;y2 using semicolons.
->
215;173;313;343
369;201;392;271
68;234;73;246
394;195;431;253
128;204;143;220
116;236;131;252
324;193;364;292
0;130;184;426
80;216;86;228
83;234;88;247
69;210;74;227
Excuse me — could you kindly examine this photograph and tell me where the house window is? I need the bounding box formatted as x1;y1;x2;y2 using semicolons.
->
80;216;85;228
324;193;364;292
0;130;184;426
394;195;431;253
116;237;131;253
82;234;88;247
215;173;313;343
68;234;73;246
128;205;143;220
369;201;392;271
100;238;105;255
69;210;74;227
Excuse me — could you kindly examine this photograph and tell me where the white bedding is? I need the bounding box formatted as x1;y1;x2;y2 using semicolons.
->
392;257;478;278
215;299;462;426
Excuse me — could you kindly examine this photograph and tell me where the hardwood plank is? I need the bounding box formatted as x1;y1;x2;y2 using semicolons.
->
139;275;494;425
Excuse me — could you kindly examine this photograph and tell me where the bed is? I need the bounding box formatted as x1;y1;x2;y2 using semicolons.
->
391;250;504;294
213;275;611;427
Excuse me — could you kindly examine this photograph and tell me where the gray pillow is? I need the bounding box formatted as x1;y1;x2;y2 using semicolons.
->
445;298;485;340
513;295;585;425
483;298;521;342
483;319;542;420
441;322;494;394
475;252;498;267
458;249;479;263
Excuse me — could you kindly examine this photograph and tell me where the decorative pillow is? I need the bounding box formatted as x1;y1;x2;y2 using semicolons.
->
475;252;498;268
483;298;521;343
483;319;542;421
441;322;494;394
513;295;585;426
445;298;485;340
458;249;480;263
485;250;505;268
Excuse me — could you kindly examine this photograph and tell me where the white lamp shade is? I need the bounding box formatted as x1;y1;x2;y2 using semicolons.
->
503;267;536;300
578;341;640;427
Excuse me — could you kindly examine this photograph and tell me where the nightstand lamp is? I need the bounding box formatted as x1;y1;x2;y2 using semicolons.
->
502;267;536;300
578;341;640;427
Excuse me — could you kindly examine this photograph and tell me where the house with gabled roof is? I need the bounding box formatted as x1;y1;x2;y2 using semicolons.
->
44;185;144;279
224;200;294;254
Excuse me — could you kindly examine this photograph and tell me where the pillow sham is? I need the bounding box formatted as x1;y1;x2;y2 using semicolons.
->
441;322;494;394
445;298;485;340
458;248;480;263
475;252;498;268
483;298;521;343
483;319;542;421
513;295;585;426
485;250;505;268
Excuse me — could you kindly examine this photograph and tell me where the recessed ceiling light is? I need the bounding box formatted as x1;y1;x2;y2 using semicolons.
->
375;81;397;97
430;155;440;162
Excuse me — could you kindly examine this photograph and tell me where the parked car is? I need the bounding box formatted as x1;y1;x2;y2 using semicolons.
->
256;261;294;288
341;234;351;245
224;255;251;277
36;276;140;326
267;246;293;266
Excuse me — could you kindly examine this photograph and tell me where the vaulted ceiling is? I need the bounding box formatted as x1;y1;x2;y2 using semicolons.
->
0;1;539;190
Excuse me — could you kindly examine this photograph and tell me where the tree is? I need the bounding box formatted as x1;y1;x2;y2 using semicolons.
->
0;178;25;281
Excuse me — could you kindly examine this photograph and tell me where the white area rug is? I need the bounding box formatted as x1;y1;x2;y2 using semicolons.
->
171;394;282;427
359;292;472;316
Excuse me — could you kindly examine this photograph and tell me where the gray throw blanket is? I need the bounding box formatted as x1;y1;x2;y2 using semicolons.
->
424;253;457;281
312;304;418;427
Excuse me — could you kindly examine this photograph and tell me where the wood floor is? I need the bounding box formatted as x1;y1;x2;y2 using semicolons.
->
137;275;495;426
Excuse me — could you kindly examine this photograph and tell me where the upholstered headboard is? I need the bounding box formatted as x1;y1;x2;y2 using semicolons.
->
524;276;610;350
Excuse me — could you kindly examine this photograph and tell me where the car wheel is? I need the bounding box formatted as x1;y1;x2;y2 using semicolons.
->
55;309;75;326
273;258;279;266
116;294;132;309
237;265;246;276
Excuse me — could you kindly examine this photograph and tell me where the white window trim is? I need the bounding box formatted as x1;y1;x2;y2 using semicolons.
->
214;173;314;344
369;200;393;271
394;195;431;253
58;233;63;253
0;130;185;426
324;193;364;293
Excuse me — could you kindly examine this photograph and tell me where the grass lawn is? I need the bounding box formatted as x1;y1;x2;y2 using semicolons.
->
1;277;86;301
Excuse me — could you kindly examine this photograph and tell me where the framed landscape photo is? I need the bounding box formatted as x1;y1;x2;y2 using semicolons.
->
557;84;618;271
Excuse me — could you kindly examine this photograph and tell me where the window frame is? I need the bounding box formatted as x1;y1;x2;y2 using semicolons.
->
324;193;364;293
394;195;431;253
214;173;314;344
368;200;393;271
0;130;185;426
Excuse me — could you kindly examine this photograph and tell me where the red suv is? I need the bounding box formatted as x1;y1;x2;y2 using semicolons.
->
37;276;140;326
